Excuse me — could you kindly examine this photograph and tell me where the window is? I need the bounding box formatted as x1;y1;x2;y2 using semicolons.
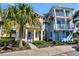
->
56;9;64;16
28;32;31;37
56;18;65;24
65;10;70;17
36;32;38;37
66;32;70;36
56;18;65;29
50;32;52;37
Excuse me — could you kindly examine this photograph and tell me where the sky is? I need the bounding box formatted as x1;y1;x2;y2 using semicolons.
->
1;3;79;15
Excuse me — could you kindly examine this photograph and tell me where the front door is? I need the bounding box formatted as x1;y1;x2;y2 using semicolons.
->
27;32;32;42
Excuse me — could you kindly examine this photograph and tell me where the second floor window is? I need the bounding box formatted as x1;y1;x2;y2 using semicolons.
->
65;10;71;17
57;18;65;24
56;9;64;16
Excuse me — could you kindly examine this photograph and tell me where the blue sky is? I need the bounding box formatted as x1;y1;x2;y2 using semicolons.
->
1;3;79;15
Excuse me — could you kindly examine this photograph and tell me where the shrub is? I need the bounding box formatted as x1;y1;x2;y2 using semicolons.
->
66;41;77;45
11;47;18;51
24;44;31;49
13;40;27;47
47;41;54;47
62;40;77;45
56;41;59;46
13;40;31;49
0;37;15;47
32;40;48;48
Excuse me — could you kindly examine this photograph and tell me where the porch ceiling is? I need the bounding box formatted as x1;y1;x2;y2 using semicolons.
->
26;28;41;31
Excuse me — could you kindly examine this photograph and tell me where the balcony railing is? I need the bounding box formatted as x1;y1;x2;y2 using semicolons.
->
54;24;74;30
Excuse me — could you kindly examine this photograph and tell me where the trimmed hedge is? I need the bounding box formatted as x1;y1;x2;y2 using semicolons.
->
32;40;77;48
32;40;48;48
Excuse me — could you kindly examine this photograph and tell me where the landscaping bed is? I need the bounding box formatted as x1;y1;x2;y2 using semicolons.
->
32;40;77;48
32;40;48;48
0;37;31;53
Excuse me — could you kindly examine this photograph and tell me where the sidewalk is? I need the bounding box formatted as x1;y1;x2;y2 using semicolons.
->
0;45;75;56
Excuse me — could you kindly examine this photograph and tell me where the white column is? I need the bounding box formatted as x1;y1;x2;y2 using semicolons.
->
25;29;28;42
41;30;43;40
16;29;19;40
64;9;67;29
54;8;57;29
34;29;36;41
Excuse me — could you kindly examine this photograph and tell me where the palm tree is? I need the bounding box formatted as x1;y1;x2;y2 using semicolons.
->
3;20;17;37
0;4;4;39
3;4;41;49
44;13;54;41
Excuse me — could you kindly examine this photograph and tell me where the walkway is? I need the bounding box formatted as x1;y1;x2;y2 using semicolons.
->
0;45;76;56
29;43;37;49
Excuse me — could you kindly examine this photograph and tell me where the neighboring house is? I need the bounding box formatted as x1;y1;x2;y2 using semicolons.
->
16;17;43;42
0;15;43;42
44;6;75;41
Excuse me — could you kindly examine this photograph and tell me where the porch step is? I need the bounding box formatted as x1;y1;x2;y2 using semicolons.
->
29;43;37;49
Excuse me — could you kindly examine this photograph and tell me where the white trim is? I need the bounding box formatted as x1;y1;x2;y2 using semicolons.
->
25;29;28;42
34;29;36;41
41;30;43;40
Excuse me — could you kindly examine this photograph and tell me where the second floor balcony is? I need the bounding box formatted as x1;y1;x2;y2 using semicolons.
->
53;24;74;31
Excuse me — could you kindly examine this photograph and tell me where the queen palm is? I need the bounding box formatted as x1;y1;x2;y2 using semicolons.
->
3;4;41;48
0;4;4;39
44;13;54;41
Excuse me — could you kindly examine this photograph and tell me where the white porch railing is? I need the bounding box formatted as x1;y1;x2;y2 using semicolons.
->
53;24;74;30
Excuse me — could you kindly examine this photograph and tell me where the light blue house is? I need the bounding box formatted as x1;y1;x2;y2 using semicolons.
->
44;6;75;41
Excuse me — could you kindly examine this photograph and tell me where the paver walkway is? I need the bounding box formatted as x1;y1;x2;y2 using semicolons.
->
29;43;37;49
0;45;76;56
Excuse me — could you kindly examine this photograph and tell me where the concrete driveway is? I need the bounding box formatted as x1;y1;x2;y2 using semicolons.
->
0;45;76;56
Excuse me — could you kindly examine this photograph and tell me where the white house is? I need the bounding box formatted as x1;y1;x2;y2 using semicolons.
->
15;17;43;42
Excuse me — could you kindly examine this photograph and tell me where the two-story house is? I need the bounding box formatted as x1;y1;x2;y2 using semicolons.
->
44;6;75;41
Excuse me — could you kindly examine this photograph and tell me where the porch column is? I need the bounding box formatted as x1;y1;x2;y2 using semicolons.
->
54;8;57;29
16;29;19;40
34;29;36;40
64;9;67;29
41;30;43;40
25;29;28;42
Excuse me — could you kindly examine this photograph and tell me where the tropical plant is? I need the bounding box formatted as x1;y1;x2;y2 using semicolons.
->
73;10;79;27
73;10;79;19
0;4;4;39
3;4;41;49
44;13;54;41
2;20;16;37
73;10;79;44
32;40;48;48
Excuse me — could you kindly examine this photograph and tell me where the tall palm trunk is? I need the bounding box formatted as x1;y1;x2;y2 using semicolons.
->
10;30;12;37
19;25;24;49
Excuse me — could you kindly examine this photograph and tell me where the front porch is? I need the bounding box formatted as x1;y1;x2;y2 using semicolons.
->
52;30;73;41
24;27;43;42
